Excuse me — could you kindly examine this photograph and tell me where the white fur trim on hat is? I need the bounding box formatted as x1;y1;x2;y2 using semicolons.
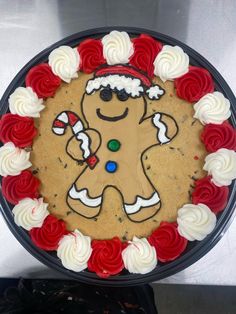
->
85;75;164;99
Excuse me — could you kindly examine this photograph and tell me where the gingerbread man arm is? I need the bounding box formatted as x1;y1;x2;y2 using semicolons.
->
66;128;101;163
139;113;178;150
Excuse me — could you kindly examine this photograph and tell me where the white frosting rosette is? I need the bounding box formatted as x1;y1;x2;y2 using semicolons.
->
9;87;44;118
203;148;236;186
49;46;80;83
102;30;134;65
122;236;157;274
177;204;216;241
153;45;189;82
57;229;92;272
0;142;31;177
193;91;231;125
13;198;49;231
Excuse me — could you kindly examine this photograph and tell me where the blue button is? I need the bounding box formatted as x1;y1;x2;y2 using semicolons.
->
105;161;118;173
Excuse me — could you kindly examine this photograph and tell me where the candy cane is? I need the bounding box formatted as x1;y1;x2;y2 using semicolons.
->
52;111;98;169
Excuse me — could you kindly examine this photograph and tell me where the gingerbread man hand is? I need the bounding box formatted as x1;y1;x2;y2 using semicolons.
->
52;111;101;169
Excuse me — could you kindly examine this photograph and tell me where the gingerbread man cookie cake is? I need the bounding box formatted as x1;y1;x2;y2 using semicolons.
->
1;30;236;278
52;65;178;222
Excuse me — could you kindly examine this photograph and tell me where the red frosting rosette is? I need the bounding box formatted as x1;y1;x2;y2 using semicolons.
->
0;113;37;148
192;176;229;214
30;215;67;251
148;222;187;262
129;34;163;78
174;66;214;102
78;39;106;73
201;122;236;153
88;237;125;278
2;170;40;205
26;63;61;98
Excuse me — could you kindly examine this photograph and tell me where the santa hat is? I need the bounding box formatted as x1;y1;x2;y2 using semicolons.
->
85;65;164;100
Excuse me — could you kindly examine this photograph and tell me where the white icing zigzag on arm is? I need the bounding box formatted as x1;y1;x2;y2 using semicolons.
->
69;185;102;207
124;192;160;214
152;113;170;144
76;132;90;159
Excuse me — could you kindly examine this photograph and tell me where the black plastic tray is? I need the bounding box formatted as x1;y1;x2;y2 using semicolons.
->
0;27;236;286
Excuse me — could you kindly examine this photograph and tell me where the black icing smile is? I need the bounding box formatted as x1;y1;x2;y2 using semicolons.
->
96;108;129;122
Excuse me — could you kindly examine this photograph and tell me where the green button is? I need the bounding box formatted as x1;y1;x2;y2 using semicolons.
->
107;139;121;152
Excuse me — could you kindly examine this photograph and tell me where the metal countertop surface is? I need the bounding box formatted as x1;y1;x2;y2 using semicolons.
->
0;0;236;285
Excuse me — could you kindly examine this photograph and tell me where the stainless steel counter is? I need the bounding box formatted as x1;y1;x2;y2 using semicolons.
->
0;0;236;284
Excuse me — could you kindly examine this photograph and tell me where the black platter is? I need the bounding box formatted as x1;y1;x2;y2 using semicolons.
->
0;27;236;286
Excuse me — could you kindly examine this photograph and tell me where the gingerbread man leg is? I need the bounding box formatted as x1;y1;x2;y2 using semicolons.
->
117;160;161;222
67;166;105;218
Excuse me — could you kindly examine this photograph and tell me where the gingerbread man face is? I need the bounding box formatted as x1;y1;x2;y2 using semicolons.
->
52;65;178;222
82;89;146;129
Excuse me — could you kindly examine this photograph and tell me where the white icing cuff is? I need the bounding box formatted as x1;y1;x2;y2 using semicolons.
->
76;132;90;158
124;192;160;214
152;113;170;144
69;186;102;207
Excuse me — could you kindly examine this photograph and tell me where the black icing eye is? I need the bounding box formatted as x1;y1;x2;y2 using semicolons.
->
117;90;129;101
100;88;112;101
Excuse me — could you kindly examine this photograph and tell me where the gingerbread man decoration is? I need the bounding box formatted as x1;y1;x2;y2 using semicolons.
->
52;65;178;222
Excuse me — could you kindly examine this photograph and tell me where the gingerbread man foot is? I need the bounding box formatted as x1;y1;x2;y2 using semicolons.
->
67;184;102;218
123;192;161;222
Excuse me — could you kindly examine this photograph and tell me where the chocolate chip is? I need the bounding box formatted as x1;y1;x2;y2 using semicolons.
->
177;148;184;156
